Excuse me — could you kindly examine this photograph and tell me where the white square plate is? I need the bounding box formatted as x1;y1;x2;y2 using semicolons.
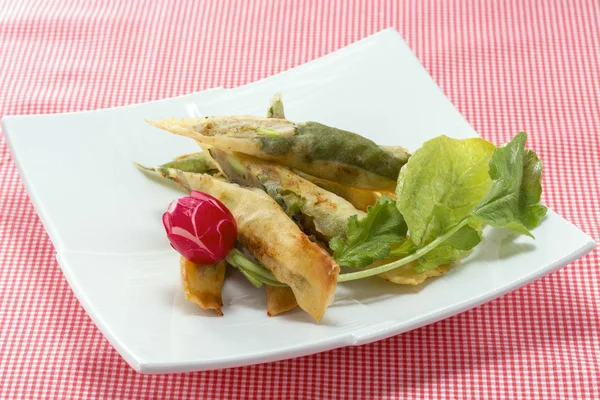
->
3;29;595;373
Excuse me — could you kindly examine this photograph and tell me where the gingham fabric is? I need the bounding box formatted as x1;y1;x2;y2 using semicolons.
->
1;1;598;398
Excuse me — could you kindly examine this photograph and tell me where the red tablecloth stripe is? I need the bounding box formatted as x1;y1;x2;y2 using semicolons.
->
1;1;598;399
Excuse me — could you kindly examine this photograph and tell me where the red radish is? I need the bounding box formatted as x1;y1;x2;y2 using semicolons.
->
162;191;237;264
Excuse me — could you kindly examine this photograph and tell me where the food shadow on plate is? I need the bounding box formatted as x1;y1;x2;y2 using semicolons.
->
333;274;433;306
162;267;265;318
166;227;541;321
460;227;537;265
222;267;271;314
166;286;225;318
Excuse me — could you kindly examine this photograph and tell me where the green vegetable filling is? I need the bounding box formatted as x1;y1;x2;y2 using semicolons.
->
161;153;220;175
258;122;408;180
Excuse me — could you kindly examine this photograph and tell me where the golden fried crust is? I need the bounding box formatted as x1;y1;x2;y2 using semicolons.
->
294;170;378;212
180;257;227;315
377;261;451;285
266;286;298;316
149;117;403;191
236;153;366;239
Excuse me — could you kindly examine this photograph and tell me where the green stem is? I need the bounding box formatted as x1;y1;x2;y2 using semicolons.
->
226;218;469;286
256;127;282;137
226;249;287;287
134;162;155;172
337;219;469;282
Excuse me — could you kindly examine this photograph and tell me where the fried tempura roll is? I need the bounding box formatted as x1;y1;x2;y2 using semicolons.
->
180;257;227;315
149;116;409;191
159;169;339;321
209;149;366;240
292;170;379;212
266;285;298;316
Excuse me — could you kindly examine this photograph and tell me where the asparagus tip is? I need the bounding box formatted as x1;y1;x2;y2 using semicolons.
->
134;162;156;172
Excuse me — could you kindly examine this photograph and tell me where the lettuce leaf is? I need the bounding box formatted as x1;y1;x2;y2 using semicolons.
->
396;136;495;246
330;195;407;267
470;132;547;236
413;225;482;272
395;135;494;270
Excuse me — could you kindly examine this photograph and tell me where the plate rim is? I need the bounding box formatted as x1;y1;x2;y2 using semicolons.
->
56;237;596;374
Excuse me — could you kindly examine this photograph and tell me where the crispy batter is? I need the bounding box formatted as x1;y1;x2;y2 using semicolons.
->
293;170;378;212
266;285;298;316
149;116;295;138
180;257;227;315
376;260;451;285
217;151;366;240
148;117;408;190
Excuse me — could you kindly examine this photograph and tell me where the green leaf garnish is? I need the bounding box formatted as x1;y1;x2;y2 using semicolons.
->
411;224;482;273
388;239;416;258
330;195;407;268
396;135;495;247
337;219;470;281
337;132;546;282
393;135;494;271
470;132;547;237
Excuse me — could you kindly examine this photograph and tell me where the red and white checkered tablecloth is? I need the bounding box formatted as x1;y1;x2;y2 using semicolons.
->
1;1;598;398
